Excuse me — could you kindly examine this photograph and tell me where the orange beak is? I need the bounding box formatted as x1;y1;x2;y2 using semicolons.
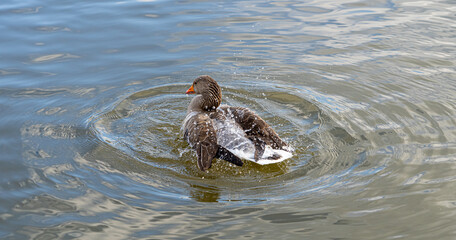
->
186;85;195;94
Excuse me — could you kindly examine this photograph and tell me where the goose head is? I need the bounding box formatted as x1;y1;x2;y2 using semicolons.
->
186;75;222;112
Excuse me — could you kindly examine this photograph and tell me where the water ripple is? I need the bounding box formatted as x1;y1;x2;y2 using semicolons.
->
2;0;456;238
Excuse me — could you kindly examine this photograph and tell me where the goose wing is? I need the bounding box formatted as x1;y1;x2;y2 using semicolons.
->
183;113;218;171
184;112;242;170
218;106;288;161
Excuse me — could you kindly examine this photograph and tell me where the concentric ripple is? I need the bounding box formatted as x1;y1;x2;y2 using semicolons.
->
87;81;378;202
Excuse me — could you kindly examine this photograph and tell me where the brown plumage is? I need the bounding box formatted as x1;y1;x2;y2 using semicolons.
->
183;75;288;171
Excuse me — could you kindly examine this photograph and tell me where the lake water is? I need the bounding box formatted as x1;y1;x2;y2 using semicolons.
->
1;0;456;239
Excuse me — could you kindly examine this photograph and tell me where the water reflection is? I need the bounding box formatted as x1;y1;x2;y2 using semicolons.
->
13;195;76;214
260;211;329;224
2;0;456;238
31;53;79;63
189;184;220;203
21;124;84;139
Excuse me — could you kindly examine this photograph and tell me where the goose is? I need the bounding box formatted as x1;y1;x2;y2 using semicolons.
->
183;75;291;171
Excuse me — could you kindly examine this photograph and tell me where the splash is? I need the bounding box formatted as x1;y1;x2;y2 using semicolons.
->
212;111;293;165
